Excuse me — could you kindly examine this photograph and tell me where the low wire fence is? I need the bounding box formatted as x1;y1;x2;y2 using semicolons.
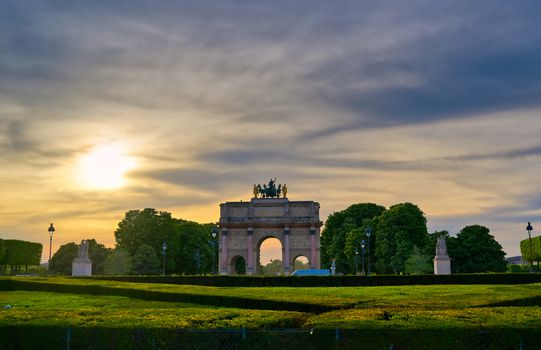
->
1;327;535;350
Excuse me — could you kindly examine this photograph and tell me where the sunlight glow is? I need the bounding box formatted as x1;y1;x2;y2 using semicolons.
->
78;144;136;189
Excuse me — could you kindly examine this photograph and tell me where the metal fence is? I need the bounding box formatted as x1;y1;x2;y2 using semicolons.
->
1;327;533;350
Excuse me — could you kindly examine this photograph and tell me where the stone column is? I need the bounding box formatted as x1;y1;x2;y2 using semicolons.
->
220;229;229;274
283;227;291;274
247;228;254;275
310;226;316;269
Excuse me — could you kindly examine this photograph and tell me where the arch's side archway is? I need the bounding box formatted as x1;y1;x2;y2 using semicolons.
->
230;255;246;275
218;196;322;275
293;255;310;272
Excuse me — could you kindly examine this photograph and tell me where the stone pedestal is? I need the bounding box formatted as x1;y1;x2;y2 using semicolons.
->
72;240;92;276
72;257;92;276
433;256;451;275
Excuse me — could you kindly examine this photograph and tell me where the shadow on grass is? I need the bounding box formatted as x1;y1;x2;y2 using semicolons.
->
0;279;344;314
480;296;541;307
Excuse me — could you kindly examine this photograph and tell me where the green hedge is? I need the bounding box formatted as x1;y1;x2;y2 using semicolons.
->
0;239;43;273
520;236;541;262
86;273;541;287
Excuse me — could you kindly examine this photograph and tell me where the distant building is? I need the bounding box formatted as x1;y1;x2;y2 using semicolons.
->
505;256;525;265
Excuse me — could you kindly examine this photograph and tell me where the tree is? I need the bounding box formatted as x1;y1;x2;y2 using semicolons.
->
114;209;218;275
49;243;78;275
375;203;428;274
167;221;215;274
293;258;309;271
321;203;385;273
448;225;507;273
0;240;6;265
405;247;433;274
344;216;380;275
114;208;176;257
261;259;283;275
132;244;161;275
103;249;132;275
88;240;113;274
234;257;246;275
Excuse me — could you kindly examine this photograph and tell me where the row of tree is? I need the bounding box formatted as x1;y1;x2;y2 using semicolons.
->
321;202;507;274
520;236;541;269
0;239;42;275
50;208;218;275
49;203;508;276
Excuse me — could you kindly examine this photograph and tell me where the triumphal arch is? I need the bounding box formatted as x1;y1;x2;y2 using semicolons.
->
218;179;322;275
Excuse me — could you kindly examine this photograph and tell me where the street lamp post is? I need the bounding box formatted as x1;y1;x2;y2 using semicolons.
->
361;240;366;275
162;241;167;276
354;248;359;275
527;222;533;273
365;227;372;275
48;223;55;276
211;227;218;275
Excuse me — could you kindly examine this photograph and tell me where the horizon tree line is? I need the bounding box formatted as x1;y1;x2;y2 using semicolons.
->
47;202;517;275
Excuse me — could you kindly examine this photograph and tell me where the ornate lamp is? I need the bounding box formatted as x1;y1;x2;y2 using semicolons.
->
48;223;55;275
527;222;533;273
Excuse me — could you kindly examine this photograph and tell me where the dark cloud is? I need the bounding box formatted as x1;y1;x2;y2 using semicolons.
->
6;1;540;134
4;120;33;152
299;2;541;137
196;147;432;174
443;144;541;162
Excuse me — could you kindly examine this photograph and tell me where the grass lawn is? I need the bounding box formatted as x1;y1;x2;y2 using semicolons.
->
1;277;540;329
0;291;307;329
1;277;540;349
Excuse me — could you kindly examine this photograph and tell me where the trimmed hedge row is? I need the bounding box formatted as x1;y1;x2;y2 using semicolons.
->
85;273;541;287
0;279;338;314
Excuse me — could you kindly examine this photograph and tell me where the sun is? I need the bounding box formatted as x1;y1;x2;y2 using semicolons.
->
78;144;136;189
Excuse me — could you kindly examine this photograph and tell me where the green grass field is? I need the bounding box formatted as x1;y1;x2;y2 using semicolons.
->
1;276;540;349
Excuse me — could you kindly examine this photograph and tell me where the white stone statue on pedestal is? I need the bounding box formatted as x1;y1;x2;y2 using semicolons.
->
433;236;451;275
72;240;93;276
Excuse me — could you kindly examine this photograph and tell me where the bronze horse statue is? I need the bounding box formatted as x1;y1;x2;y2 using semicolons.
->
254;178;282;198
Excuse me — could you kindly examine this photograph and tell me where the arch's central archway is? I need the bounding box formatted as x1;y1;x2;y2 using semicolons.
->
258;237;283;273
218;196;322;275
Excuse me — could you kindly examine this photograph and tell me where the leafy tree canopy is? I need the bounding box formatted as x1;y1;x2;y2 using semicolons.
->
132;244;161;275
321;203;385;273
103;249;132;275
114;208;176;257
261;259;283;276
375;202;428;274
114;208;218;275
405;246;433;275
49;243;78;275
115;208;218;274
448;225;507;273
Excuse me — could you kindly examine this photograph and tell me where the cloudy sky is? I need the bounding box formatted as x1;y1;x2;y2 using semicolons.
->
1;1;541;262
